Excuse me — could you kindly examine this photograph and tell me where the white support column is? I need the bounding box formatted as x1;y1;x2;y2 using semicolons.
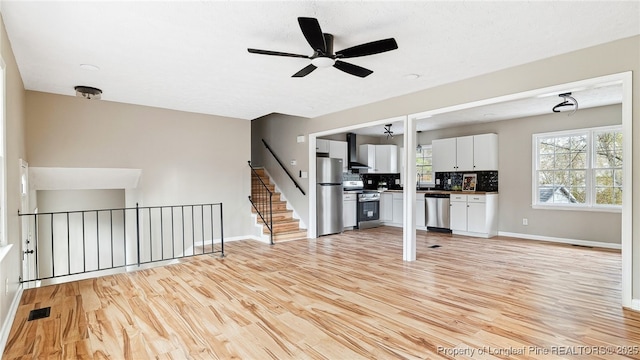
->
308;134;317;239
403;116;416;261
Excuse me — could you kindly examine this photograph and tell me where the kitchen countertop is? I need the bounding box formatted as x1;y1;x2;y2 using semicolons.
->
382;189;499;195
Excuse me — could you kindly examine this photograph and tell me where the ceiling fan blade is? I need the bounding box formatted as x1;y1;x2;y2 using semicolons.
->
248;48;309;58
298;17;326;53
292;64;317;77
336;38;398;58
333;60;373;78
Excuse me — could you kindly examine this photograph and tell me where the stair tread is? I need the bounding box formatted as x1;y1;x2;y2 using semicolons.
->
251;168;305;242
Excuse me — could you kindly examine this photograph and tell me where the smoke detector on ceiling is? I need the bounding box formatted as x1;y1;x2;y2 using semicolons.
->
74;86;102;100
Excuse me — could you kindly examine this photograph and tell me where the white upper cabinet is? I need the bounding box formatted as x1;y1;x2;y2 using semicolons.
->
316;139;329;153
472;133;498;171
432;133;498;172
359;144;398;173
329;140;348;172
432;138;457;172
455;136;474;171
358;144;376;171
375;145;398;173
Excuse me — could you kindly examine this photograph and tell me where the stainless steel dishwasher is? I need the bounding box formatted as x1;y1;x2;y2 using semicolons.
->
425;193;451;232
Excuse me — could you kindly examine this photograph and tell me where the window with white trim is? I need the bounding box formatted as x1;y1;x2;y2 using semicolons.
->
533;125;622;210
416;145;434;187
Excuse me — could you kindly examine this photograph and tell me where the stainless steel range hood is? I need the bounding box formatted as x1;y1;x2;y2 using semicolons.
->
346;133;370;170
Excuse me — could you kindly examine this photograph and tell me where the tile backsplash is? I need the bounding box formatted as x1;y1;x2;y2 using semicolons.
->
435;171;498;192
342;173;361;181
361;173;402;190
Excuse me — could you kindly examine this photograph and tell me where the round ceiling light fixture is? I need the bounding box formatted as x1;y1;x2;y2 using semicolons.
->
79;63;100;71
310;56;336;68
74;85;102;100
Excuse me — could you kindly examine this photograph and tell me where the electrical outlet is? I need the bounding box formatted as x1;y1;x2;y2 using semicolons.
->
290;160;297;166
522;218;528;226
447;179;452;185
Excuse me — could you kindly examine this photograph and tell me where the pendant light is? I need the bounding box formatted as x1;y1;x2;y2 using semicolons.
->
552;92;578;115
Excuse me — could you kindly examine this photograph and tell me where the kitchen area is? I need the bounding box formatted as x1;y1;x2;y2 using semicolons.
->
316;130;499;238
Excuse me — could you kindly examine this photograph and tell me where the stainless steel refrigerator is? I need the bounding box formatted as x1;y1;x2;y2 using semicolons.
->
317;157;343;236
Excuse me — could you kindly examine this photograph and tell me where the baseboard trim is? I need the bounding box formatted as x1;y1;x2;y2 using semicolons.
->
224;235;269;243
0;284;24;354
498;231;621;250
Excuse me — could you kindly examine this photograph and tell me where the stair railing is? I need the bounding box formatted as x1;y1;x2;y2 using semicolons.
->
248;161;274;245
261;139;306;196
18;202;224;286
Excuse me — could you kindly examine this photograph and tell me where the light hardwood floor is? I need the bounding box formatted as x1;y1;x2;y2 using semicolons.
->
4;227;640;359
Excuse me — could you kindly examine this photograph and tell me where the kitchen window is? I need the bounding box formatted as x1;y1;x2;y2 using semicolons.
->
416;145;434;187
532;125;622;211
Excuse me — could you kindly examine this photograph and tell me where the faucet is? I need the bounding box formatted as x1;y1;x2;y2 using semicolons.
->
416;172;421;188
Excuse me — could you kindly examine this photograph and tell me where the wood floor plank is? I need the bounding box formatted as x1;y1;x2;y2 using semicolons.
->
4;227;640;359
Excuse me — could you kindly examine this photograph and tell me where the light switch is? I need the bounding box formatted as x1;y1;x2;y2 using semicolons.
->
300;171;308;178
296;135;305;143
290;160;297;166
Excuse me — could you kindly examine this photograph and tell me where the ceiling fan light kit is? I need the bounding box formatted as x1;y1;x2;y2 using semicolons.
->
74;85;102;100
248;17;398;78
311;57;335;68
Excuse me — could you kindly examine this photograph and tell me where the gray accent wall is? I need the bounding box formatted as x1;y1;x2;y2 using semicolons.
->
0;14;28;346
25;91;253;240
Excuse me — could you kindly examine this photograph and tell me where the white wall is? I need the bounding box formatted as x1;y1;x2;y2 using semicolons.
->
35;189;126;278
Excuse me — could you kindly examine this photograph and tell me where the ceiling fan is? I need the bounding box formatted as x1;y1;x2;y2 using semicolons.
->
248;17;398;78
384;124;394;139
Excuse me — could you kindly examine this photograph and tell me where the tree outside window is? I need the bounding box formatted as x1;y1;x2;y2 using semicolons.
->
594;129;623;206
534;125;622;209
416;145;434;187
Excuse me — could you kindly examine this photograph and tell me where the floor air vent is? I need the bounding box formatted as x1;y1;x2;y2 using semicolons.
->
429;245;441;249
28;307;51;321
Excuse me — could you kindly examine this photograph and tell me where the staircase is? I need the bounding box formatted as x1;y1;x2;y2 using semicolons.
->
251;168;308;242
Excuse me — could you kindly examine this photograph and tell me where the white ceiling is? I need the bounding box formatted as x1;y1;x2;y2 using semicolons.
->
351;82;624;137
1;1;639;121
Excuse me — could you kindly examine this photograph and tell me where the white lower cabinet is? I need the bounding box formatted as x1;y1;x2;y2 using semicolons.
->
379;192;427;230
380;193;393;222
343;193;357;229
416;194;425;229
380;193;403;227
449;194;498;238
391;193;403;225
450;195;468;232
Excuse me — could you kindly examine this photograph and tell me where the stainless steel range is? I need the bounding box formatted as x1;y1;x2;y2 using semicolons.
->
357;191;381;229
343;180;381;229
